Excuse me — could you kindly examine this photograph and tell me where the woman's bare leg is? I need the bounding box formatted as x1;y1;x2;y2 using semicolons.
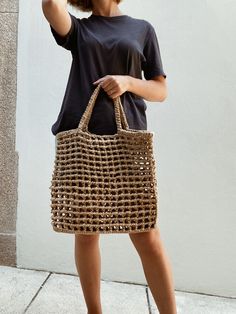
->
129;227;177;314
74;234;102;314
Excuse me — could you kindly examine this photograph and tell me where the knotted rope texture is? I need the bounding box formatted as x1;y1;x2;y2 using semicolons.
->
49;83;159;234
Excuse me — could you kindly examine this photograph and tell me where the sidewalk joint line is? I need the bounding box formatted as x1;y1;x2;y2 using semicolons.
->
146;287;152;314
23;272;52;313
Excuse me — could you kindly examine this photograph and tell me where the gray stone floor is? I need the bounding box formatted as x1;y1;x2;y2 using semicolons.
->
0;266;236;314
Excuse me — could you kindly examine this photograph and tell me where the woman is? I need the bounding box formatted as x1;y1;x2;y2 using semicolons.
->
42;1;177;313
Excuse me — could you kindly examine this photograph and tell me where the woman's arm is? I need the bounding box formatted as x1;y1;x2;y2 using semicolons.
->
127;75;167;102
42;0;71;37
93;75;168;102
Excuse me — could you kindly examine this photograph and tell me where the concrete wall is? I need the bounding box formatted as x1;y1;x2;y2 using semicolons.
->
16;0;236;297
0;1;18;266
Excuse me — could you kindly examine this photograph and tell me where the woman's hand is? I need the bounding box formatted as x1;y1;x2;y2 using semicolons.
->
93;75;131;99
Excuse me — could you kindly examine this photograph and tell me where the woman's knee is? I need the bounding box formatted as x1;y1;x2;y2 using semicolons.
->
129;228;163;253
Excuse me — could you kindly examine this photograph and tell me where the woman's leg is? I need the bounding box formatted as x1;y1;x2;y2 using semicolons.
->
74;234;102;314
129;227;177;314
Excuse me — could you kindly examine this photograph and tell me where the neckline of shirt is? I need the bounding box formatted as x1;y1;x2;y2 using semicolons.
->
89;13;130;20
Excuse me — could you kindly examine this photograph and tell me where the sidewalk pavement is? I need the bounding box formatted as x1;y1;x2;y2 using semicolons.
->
0;265;236;314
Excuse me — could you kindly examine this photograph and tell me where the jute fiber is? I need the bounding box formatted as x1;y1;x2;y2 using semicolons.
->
49;83;159;234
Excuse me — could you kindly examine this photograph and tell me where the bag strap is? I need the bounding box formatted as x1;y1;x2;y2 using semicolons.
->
117;96;129;130
78;83;129;132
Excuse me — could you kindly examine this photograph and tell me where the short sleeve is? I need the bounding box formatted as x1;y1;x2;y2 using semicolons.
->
142;23;167;80
50;12;79;52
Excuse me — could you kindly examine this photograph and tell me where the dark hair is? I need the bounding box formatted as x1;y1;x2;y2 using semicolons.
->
68;0;122;12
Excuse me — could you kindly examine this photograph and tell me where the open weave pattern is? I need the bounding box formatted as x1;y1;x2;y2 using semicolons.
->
49;84;159;234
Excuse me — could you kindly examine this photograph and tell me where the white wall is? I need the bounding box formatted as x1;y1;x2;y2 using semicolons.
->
16;0;236;297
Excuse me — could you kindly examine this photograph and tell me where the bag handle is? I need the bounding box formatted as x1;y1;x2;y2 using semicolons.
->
77;83;129;132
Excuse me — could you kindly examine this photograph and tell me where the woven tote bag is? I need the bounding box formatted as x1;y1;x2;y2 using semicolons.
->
49;83;159;234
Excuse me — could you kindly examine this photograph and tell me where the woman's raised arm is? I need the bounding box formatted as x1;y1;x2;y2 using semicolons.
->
42;0;71;37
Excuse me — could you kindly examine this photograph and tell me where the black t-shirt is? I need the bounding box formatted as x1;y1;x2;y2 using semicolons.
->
50;12;167;136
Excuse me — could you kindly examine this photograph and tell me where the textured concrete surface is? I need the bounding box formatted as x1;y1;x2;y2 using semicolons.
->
0;266;49;314
1;266;236;314
0;2;18;266
0;0;18;12
149;288;236;314
0;234;16;266
26;274;149;314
